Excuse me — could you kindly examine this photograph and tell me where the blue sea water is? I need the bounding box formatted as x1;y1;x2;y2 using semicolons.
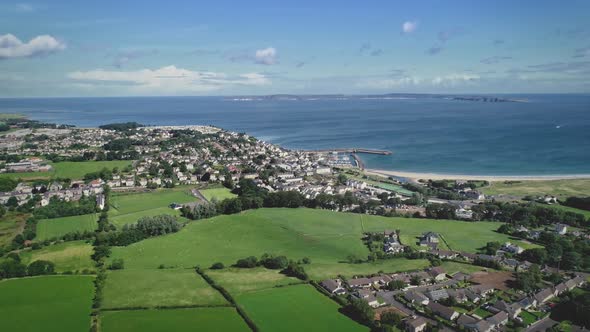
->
0;94;589;176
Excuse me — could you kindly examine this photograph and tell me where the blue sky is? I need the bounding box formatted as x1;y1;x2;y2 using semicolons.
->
1;0;589;96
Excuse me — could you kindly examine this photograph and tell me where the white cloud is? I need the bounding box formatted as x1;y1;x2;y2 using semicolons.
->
357;77;421;89
15;3;34;12
67;65;270;93
255;47;277;65
0;34;65;59
431;73;480;86
402;21;418;33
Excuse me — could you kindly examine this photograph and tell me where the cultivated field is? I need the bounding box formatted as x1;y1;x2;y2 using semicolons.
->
200;187;237;202
482;179;590;198
236;284;369;332
110;208;530;278
20;240;94;273
102;268;228;309
0;160;132;180
36;213;98;240
100;307;250;332
0;275;94;332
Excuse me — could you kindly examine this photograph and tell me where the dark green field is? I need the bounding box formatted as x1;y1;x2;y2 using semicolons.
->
0;276;94;332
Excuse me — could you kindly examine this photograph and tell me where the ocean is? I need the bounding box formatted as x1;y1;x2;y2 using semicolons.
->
1;94;589;176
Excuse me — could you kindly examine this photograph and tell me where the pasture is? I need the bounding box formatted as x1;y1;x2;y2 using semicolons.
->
0;160;132;180
102;268;228;309
36;213;98;240
109;207;184;228
0;275;94;332
236;284;368;332
207;267;303;295
200;187;237;202
20;240;94;273
109;189;197;215
100;307;250;332
110;208;530;277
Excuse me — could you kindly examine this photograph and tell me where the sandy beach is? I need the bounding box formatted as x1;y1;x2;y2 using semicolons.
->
365;168;590;181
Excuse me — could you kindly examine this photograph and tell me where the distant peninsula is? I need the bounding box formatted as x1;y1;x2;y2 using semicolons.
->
225;93;525;103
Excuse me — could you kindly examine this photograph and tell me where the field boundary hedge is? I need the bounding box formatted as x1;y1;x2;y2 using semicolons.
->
195;266;259;332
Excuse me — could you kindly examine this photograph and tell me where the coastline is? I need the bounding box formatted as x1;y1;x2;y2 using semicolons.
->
364;168;590;181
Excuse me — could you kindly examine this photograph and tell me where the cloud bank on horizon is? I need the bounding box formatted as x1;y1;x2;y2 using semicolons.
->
0;0;589;96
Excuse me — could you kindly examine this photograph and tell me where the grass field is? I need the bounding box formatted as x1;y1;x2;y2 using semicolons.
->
36;213;98;240
306;259;430;280
110;208;530;278
102;269;228;309
208;267;303;295
100;307;250;332
0;212;28;247
109;189;197;215
0;275;94;332
200;187;237;202
108;189;196;227
0;160;132;180
482;179;590;198
236;284;368;332
20;240;94;273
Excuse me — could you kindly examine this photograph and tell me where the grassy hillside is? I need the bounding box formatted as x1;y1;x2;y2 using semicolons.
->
110;208;526;279
0;276;94;332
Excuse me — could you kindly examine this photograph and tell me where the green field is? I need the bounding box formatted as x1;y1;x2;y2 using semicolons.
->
20;240;94;273
200;187;237;202
36;213;98;240
482;179;590;198
237;284;368;332
0;276;94;332
208;267;303;295
102;269;228;309
108;189;196;227
110;207;184;227
0;160;132;180
0;212;28;247
110;208;529;279
101;307;250;332
109;189;197;215
306;258;430;280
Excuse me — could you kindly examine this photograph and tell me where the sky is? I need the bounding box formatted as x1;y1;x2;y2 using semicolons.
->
1;0;589;97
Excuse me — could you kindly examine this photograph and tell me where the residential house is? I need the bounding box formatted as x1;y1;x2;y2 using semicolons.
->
427;302;459;321
347;277;372;289
427;267;446;281
320;279;347;295
486;311;509;328
404;291;429;306
405;317;427;332
555;224;568;235
425;288;449;301
534;288;555;304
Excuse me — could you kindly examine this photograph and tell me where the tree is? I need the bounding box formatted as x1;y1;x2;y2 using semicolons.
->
482;241;502;255
561;251;582;270
210;262;224;269
0;259;27;278
386;280;407;290
345;298;374;325
410;275;422;286
27;260;55;276
281;261;308;280
235;256;258;268
337;173;348;185
108;259;124;270
380;311;402;327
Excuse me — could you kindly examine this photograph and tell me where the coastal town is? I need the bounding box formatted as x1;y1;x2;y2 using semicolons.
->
0;118;589;332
